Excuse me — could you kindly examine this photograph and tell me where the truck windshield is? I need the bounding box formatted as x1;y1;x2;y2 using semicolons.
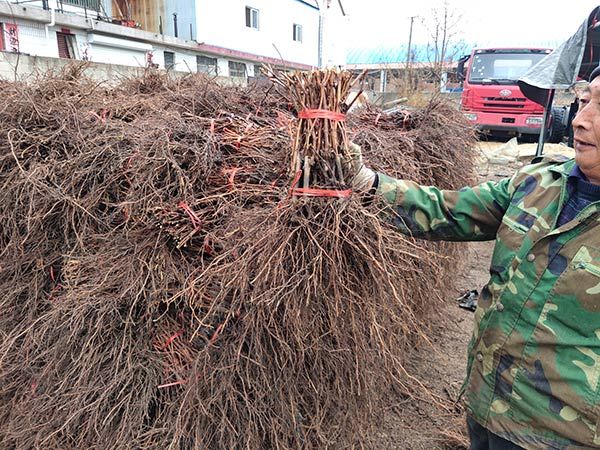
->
468;52;548;84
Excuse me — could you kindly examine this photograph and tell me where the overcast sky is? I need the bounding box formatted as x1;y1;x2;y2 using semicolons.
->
342;0;600;49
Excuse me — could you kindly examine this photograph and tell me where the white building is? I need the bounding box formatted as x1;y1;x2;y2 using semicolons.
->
0;0;348;79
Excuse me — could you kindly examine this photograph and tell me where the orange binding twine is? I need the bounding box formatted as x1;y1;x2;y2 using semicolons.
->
288;170;352;199
298;109;346;121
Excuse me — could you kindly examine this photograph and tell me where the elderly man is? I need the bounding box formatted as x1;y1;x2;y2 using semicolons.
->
351;67;600;449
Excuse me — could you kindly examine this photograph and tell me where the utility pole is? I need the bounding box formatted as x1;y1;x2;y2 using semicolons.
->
406;16;417;92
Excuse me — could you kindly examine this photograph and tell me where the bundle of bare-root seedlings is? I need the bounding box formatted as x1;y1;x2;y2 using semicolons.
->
349;101;478;323
0;64;475;449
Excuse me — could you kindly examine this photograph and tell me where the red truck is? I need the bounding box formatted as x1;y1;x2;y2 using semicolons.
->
457;48;568;143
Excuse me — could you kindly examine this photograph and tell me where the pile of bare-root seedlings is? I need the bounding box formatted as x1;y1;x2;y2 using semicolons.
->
0;63;476;449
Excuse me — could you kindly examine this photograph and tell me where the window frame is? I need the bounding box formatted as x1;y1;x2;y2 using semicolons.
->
56;31;76;59
164;51;175;70
293;23;303;42
253;64;264;78
196;55;218;76
228;61;247;78
245;6;259;30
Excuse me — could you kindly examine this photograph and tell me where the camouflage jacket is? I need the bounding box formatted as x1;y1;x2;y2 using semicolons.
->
376;157;600;449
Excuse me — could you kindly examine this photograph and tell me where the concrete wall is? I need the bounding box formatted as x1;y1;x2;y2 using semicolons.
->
0;50;141;81
196;0;320;68
0;51;246;86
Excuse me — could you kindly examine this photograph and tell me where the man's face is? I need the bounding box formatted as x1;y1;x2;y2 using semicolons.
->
573;77;600;184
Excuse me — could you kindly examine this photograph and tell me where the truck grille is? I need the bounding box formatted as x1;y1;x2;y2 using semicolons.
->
483;97;526;108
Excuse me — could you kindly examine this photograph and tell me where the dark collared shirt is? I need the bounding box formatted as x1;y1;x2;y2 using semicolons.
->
556;164;600;227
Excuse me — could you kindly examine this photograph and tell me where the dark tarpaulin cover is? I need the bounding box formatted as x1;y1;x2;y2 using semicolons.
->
518;6;600;106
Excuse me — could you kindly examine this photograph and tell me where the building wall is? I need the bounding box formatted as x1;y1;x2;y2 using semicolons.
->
0;17;148;67
0;0;318;83
320;1;348;67
196;0;320;67
86;33;150;66
2;19;56;57
153;46;197;72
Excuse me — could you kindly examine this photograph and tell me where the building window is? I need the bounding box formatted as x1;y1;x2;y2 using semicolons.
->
56;32;76;59
293;24;303;42
228;61;246;78
254;64;264;78
62;0;102;11
164;51;175;69
197;55;218;76
245;6;259;30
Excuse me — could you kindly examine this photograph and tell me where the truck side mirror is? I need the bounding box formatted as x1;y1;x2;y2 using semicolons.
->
457;54;470;81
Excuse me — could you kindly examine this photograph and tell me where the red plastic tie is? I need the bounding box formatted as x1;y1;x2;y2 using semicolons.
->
88;110;107;124
287;170;352;198
222;167;241;189
293;187;352;198
298;109;346;121
178;201;202;230
157;379;187;389
203;236;214;255
287;170;303;199
209;323;225;345
161;329;184;350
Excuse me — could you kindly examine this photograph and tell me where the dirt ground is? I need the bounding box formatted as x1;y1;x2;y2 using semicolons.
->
374;239;494;450
375;139;575;449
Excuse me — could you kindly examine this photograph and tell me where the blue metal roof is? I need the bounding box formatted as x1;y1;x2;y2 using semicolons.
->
347;47;404;64
347;46;429;65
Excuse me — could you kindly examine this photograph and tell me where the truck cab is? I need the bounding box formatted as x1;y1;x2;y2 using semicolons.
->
458;48;566;142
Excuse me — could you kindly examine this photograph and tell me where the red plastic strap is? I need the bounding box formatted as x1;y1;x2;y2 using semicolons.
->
293;187;352;198
287;170;303;199
161;329;184;350
222;167;241;189
288;170;352;198
298;109;346;121
157;379;186;389
88;110;107;124
178;201;202;230
203;236;214;255
209;323;225;344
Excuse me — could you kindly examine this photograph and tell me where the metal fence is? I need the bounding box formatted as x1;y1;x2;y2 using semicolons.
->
60;0;102;11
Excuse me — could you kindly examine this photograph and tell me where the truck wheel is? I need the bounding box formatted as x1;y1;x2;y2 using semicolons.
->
548;107;567;143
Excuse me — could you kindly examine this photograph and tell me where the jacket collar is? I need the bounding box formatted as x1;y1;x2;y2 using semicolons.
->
548;158;577;178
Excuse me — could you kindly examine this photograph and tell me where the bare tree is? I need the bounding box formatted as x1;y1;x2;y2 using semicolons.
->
421;0;469;84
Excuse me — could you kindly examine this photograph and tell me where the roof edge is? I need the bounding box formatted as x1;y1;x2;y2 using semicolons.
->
294;0;320;11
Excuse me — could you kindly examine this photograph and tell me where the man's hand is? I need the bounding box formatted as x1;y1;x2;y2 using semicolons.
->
346;142;376;193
